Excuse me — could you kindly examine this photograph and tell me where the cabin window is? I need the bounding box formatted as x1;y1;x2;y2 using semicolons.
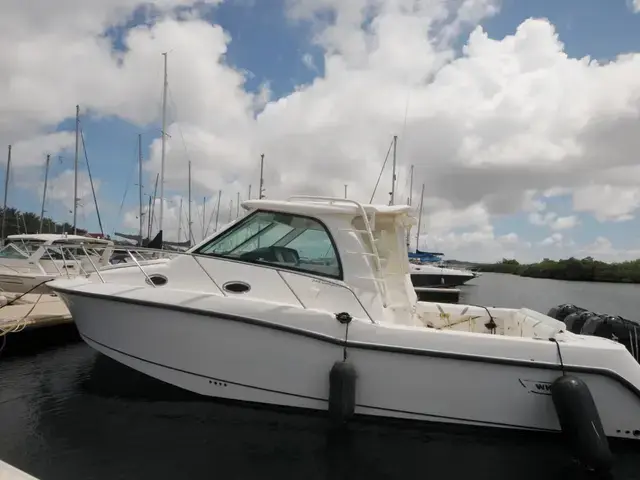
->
4;240;44;256
0;243;29;259
195;210;342;279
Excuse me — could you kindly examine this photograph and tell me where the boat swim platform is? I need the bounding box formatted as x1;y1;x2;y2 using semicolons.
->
415;287;461;304
0;458;38;480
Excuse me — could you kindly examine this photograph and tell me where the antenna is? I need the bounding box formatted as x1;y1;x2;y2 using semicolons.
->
389;135;397;205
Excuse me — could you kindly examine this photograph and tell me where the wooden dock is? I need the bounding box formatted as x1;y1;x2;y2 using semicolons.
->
0;293;71;333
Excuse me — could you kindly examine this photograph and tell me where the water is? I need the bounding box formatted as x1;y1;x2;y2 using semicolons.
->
0;274;639;480
461;273;640;319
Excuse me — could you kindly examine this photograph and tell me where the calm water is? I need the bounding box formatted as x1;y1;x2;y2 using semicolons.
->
0;273;639;480
461;273;640;320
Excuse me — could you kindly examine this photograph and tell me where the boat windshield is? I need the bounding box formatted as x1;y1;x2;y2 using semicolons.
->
196;210;342;279
43;241;108;261
0;242;32;259
0;240;45;258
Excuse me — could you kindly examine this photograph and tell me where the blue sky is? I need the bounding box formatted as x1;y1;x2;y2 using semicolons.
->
4;0;640;261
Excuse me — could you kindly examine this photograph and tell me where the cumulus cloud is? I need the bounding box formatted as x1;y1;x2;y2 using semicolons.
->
3;0;640;261
573;184;640;222
418;226;533;263
528;210;579;230
302;53;317;71
579;236;640;262
540;232;563;247
632;0;640;13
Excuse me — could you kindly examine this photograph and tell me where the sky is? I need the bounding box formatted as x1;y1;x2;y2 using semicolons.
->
2;0;640;263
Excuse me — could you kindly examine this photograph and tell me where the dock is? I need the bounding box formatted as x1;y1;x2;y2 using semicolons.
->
0;293;71;332
0;292;75;356
415;287;460;304
0;459;38;479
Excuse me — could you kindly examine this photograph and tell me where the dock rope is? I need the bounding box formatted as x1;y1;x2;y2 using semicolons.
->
0;280;54;355
549;337;566;376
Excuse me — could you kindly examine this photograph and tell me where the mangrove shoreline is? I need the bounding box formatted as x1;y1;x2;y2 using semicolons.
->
476;257;640;284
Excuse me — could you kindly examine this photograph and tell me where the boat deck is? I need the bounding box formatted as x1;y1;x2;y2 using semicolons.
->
0;459;38;479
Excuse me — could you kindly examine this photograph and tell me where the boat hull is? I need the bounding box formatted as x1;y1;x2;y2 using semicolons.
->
410;272;473;288
0;273;56;294
54;289;640;440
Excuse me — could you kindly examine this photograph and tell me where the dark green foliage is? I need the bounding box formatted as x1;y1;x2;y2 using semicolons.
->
0;207;86;237
477;257;640;283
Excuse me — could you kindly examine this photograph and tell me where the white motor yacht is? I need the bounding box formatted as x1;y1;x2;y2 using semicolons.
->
48;197;640;468
0;234;114;294
409;262;475;288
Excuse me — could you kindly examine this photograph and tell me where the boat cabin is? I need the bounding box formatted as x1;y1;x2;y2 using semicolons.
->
0;233;114;275
89;196;567;337
185;196;419;324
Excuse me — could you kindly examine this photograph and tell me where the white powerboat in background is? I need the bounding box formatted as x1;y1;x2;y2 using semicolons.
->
0;234;114;294
49;196;640;470
409;262;475;288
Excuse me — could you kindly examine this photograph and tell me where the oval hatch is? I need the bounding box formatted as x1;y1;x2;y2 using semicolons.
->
223;281;251;294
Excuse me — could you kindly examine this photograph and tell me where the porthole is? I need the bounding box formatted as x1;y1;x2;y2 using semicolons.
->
146;274;168;287
222;281;251;294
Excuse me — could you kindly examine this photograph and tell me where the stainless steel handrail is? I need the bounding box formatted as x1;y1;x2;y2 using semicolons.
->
38;244;376;323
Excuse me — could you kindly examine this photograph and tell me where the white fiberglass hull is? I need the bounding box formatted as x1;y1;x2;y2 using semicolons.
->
52;285;640;439
409;264;475;288
0;273;57;294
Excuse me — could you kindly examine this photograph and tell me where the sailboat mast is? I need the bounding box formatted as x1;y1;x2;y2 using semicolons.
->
2;145;11;243
406;164;414;247
259;154;265;199
177;198;183;243
138;134;143;246
147;194;153;240
73;104;79;234
188;160;192;245
408;164;414;206
159;52;168;234
389;135;397;205
215;190;221;231
415;183;425;252
149;173;159;237
39;154;51;233
202;196;206;240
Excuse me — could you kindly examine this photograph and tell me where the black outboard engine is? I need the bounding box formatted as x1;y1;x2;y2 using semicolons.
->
581;314;616;339
582;315;640;362
564;311;598;334
580;312;605;336
548;304;586;323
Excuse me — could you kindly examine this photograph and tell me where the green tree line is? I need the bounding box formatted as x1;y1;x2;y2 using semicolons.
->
477;257;640;283
0;207;86;238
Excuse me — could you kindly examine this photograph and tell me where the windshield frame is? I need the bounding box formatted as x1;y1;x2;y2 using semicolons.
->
193;209;344;281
